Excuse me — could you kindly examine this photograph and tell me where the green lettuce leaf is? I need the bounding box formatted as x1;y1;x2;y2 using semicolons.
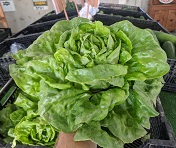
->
12;110;56;146
110;21;170;80
14;93;37;111
38;81;129;133
101;89;158;143
75;122;124;148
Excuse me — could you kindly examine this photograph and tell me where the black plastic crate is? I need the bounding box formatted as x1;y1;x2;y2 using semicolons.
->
0;28;12;43
0;79;16;108
42;10;56;17
30;10;56;25
94;14;169;33
32;10;77;25
11;11;78;38
162;59;176;92
0;32;42;57
0;80;175;148
23;15;76;35
98;7;153;21
0;33;42;87
0;58;15;88
99;3;145;13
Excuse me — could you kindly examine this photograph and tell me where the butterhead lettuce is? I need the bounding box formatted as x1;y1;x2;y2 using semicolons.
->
6;17;170;147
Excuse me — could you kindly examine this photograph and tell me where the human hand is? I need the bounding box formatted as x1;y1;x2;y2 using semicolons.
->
55;132;97;148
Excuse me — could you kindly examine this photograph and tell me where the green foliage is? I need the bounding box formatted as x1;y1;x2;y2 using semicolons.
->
0;18;169;148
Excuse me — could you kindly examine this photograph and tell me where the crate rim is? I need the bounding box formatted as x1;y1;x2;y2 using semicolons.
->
94;13;170;33
98;7;154;21
5;32;42;42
